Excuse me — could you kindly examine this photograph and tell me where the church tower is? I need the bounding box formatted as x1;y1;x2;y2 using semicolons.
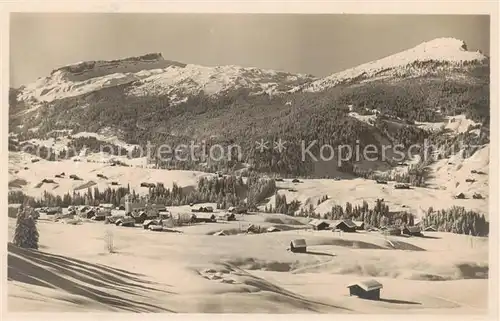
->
124;194;132;214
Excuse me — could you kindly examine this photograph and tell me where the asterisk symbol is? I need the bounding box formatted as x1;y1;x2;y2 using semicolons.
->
255;139;269;153
273;138;287;153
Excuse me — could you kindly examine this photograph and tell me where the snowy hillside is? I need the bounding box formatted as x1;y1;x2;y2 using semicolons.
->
299;38;488;92
8;37;490;183
13;37;488;108
16;53;315;105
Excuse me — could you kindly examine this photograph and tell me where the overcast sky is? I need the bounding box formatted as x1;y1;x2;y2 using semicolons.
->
10;13;490;87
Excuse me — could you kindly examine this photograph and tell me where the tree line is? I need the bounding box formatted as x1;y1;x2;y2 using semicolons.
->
9;66;489;179
9;178;488;237
8;173;277;211
263;194;488;236
421;206;488;236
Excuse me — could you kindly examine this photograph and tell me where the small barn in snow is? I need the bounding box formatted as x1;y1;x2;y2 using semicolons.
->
347;279;383;300
309;219;330;231
381;226;402;236
353;221;365;230
402;225;423;236
46;207;62;215
334;219;357;233
246;224;261;234
267;226;281;233
143;219;163;229
158;211;171;219
217;213;236;221
149;225;163;232
83;209;96;219
99;203;114;210
192;213;216;223
290;239;307;253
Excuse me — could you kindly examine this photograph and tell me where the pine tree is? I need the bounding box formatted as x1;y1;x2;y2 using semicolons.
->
13;206;39;249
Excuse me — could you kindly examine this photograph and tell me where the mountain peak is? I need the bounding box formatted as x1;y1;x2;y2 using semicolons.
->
417;37;468;51
42;53;187;85
16;51;315;104
301;37;488;92
408;37;488;61
52;52;168;74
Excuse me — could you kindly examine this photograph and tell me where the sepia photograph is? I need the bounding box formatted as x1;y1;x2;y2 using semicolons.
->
4;6;497;316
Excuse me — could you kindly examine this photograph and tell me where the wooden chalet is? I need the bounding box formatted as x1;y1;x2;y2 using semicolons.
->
402;226;423;236
333;219;357;233
309;219;330;231
347;279;383;300
192;213;216;223
353;221;365;230
290;239;307;253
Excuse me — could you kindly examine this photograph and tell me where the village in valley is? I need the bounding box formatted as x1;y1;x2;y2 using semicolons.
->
6;13;492;315
7;156;490;313
9;187;438;237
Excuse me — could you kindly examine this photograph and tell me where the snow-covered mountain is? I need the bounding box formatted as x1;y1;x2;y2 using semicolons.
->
8;37;490;187
16;53;315;105
14;37;488;108
296;37;488;92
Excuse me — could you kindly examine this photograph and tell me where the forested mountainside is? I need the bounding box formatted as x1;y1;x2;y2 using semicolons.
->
9;37;489;179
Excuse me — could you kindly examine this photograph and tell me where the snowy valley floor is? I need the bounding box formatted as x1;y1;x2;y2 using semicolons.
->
8;150;489;219
7;213;489;314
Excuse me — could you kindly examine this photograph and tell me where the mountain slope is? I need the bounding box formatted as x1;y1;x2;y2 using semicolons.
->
9;37;490;182
297;37;488;92
16;53;315;106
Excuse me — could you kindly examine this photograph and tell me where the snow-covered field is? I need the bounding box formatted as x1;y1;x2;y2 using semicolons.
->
7;36;490;314
7;213;489;313
8;152;211;199
416;114;480;135
8;145;489;218
426;145;489;196
268;177;488;219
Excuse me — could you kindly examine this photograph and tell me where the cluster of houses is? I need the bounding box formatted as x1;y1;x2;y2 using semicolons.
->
140;182;156;188
291;218;429;302
309;218;365;233
105;201;238;230
454;192;483;199
211;222;283;237
307;218;428;237
37;172;120;187
290;216;440;301
191;205;214;213
12;193;243;232
35;206;63;215
10;200;430;301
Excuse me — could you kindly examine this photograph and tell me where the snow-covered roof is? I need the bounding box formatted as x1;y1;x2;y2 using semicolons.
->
347;279;383;291
291;239;307;247
309;219;329;227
